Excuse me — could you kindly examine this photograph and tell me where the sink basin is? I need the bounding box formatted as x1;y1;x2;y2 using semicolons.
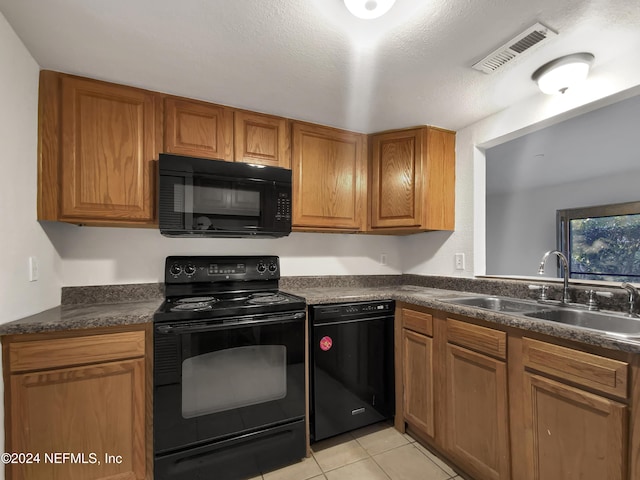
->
524;309;640;338
444;295;640;339
445;296;552;313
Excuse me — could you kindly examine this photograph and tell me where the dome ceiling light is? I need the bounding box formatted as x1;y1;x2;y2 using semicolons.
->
531;52;595;95
343;0;396;19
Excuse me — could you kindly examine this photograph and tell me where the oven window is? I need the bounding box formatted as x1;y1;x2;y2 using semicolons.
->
182;345;287;419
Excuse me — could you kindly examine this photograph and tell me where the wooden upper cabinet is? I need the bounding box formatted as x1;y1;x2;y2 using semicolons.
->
371;129;422;228
291;122;366;231
369;126;455;233
234;111;290;168
54;74;160;223
164;97;233;160
38;71;458;234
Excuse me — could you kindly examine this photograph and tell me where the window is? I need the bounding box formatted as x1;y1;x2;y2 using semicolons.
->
557;201;640;282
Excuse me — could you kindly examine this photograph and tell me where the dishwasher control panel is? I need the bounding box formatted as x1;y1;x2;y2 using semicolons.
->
311;300;394;323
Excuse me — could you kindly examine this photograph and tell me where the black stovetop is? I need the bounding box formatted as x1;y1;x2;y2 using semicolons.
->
154;290;306;322
155;255;306;323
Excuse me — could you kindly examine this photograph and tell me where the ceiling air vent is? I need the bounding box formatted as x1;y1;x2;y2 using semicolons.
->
472;22;558;74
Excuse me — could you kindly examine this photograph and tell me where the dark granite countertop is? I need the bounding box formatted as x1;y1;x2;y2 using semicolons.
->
284;285;640;355
3;278;640;355
0;299;161;336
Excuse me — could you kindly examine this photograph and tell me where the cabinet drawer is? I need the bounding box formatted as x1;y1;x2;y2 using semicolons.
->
523;337;628;398
446;318;506;360
402;309;433;336
9;331;146;373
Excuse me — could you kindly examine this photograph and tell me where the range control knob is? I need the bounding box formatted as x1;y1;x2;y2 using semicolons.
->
184;264;196;276
268;263;278;273
256;262;267;273
169;263;182;276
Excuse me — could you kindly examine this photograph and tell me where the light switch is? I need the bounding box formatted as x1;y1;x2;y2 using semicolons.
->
29;256;39;282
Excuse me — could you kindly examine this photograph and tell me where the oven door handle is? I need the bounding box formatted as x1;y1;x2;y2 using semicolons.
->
156;312;306;334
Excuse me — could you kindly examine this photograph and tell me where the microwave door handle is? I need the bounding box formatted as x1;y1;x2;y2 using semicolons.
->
156;312;305;334
192;172;273;185
184;181;194;227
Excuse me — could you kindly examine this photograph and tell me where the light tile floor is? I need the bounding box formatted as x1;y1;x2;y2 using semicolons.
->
252;422;464;480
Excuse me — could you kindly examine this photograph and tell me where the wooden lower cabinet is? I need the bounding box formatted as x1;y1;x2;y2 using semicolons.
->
402;329;435;437
522;372;628;480
3;327;149;480
445;343;510;480
396;304;637;480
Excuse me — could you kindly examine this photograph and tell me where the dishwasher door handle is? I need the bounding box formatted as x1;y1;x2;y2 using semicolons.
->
312;314;393;327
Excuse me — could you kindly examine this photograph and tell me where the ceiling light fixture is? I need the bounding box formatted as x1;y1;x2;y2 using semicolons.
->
531;52;595;95
343;0;396;19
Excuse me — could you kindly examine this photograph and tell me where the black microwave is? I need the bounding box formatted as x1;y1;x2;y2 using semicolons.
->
158;154;292;238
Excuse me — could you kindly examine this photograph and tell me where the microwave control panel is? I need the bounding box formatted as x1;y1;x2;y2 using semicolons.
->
276;191;292;221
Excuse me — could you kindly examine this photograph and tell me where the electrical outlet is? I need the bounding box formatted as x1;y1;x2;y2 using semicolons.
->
454;253;465;271
380;253;388;266
28;256;39;282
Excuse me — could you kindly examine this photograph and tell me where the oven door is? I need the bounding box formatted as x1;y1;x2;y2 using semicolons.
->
153;311;305;454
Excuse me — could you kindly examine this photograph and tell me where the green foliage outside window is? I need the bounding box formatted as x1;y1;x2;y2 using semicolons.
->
569;214;640;282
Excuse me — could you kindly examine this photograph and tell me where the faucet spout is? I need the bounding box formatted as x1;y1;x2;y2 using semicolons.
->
538;250;571;304
621;283;639;317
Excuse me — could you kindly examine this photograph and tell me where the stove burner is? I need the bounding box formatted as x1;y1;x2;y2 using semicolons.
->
171;297;218;312
247;293;290;305
176;296;218;304
171;303;214;312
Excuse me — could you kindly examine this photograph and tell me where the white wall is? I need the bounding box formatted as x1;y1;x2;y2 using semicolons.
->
486;170;640;276
43;223;401;285
0;13;61;321
0;12;62;479
402;51;640;278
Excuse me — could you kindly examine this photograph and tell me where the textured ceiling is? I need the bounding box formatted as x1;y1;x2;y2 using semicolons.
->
1;0;639;132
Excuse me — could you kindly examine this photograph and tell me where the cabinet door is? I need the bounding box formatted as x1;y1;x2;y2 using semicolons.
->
234;111;290;167
9;358;146;480
164;97;233;160
402;329;434;437
370;129;422;228
523;372;627;480
369;127;455;231
60;77;159;222
291;122;366;230
445;343;510;480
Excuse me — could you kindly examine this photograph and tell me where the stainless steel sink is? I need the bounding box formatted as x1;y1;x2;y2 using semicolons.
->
524;309;640;338
445;296;553;313
443;295;640;339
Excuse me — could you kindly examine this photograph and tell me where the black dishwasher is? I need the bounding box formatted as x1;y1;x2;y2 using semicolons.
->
309;300;395;442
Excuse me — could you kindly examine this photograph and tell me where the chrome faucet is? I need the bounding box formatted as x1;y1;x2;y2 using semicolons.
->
538;250;571;304
621;283;639;317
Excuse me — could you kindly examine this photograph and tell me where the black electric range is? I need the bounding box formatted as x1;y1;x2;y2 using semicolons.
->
153;255;307;480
